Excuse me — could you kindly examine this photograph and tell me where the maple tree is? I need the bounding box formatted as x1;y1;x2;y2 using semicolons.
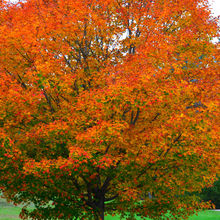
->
0;0;219;219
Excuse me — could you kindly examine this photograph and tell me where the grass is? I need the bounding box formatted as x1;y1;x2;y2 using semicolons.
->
189;211;220;220
0;198;21;220
105;211;220;220
0;207;21;220
0;198;219;219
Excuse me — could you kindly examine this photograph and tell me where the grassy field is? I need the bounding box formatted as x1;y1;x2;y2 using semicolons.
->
0;198;219;219
105;211;220;220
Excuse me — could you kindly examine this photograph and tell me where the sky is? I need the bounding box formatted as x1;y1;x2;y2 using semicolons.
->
209;0;220;17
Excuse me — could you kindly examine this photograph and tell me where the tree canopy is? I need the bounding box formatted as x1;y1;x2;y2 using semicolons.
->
0;0;219;219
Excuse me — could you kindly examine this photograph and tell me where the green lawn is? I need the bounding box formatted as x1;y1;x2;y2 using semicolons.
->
0;198;21;220
189;211;220;220
105;211;220;220
0;198;219;219
0;207;21;220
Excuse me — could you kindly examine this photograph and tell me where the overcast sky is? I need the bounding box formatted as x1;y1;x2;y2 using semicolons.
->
209;0;220;16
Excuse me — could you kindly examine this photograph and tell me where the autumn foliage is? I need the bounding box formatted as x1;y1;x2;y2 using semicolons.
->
0;0;219;219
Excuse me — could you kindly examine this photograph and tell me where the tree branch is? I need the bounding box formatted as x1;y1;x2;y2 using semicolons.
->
104;194;118;202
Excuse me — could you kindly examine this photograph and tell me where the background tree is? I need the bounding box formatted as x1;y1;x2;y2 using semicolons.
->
0;0;219;219
199;176;220;209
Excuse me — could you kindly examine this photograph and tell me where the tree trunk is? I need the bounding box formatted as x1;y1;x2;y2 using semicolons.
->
99;208;104;220
94;204;104;220
96;193;105;220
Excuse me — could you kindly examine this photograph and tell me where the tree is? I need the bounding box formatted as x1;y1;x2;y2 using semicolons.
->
0;0;219;219
199;176;220;209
